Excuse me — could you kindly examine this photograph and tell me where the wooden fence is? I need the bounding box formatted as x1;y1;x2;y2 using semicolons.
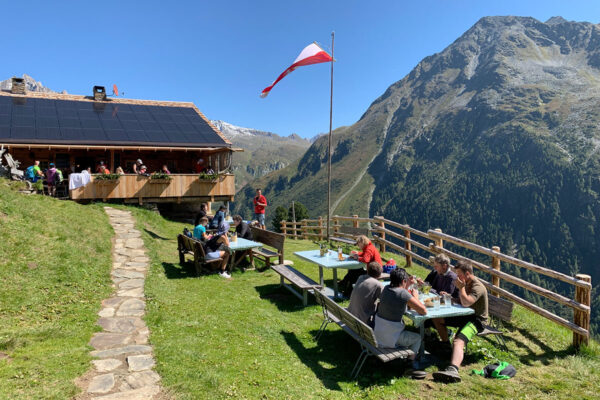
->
280;215;592;348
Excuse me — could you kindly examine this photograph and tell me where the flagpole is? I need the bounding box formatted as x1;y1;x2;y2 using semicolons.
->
326;31;334;242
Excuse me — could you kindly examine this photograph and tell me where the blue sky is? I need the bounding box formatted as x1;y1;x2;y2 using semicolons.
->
2;1;599;138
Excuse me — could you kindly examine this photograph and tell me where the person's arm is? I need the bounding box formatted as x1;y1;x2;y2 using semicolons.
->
407;288;427;315
238;223;249;238
455;278;478;307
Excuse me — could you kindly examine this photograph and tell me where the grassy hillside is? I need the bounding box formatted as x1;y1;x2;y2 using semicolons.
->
128;206;600;400
0;180;113;399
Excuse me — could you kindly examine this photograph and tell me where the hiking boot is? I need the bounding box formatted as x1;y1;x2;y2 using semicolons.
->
433;366;461;383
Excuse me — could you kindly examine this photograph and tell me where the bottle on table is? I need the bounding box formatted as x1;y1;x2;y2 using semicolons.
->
338;246;344;261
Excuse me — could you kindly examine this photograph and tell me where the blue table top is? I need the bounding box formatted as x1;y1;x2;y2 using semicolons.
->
226;237;263;252
294;249;363;270
405;301;474;326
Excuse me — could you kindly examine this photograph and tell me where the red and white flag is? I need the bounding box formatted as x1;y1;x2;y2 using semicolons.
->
260;42;333;98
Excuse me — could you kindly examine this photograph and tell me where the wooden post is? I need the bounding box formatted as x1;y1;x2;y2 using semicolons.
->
352;214;359;228
574;274;591;348
491;246;501;297
404;227;412;267
433;228;443;250
282;221;287;237
318;216;323;241
333;216;339;235
293;220;298;239
375;216;385;253
302;219;308;240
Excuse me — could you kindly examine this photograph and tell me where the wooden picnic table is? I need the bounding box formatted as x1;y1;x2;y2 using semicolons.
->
224;237;263;270
294;249;363;299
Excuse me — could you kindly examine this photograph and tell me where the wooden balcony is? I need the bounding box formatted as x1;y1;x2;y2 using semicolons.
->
69;174;235;204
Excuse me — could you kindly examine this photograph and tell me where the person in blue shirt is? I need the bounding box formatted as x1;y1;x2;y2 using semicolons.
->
209;205;227;229
193;217;209;240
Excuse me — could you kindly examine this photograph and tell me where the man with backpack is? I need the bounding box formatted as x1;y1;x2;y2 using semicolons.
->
25;160;44;183
45;163;59;196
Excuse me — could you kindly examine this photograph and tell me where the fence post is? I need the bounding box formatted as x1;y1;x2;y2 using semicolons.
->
282;221;287;237
433;228;443;251
375;216;386;253
574;274;591;348
352;215;359;228
302;219;308;240
333;216;339;235
404;227;412;267
491;246;501;297
293;220;298;239
318;216;323;241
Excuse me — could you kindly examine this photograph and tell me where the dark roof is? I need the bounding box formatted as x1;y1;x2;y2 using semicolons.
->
0;93;230;148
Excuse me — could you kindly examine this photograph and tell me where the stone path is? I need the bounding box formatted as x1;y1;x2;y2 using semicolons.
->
76;207;162;399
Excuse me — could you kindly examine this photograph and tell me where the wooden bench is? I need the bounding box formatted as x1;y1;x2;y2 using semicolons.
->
477;295;514;350
177;234;223;275
271;264;321;306
329;226;370;246
313;289;413;378
250;227;285;269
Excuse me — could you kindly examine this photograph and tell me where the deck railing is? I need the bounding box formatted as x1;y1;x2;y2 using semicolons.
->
69;173;235;204
281;214;592;348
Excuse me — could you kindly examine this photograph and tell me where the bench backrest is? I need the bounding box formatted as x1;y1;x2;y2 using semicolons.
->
178;234;207;258
250;227;285;252
488;295;514;322
315;290;378;348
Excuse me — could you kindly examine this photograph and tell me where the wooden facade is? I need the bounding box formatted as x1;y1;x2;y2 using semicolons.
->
70;173;235;204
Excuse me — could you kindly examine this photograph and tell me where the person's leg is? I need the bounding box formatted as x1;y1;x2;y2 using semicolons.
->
396;330;422;360
220;251;230;272
433;318;449;341
450;337;466;367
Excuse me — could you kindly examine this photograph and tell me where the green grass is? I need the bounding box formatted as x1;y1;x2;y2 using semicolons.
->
127;206;600;400
0;180;113;399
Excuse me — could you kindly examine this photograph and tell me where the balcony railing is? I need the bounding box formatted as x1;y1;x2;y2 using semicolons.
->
69;173;235;204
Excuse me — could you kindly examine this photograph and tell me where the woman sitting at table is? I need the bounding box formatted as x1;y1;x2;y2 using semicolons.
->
374;268;427;374
204;222;231;279
340;235;382;297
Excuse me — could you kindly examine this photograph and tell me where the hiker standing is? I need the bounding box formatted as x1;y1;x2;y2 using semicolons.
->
253;188;267;230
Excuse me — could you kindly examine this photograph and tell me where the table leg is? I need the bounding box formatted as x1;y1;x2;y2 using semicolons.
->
418;323;425;360
333;268;339;299
319;266;324;287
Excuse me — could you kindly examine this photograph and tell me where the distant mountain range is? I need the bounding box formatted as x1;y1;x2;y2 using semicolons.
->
233;16;600;334
0;75;310;192
210;120;310;190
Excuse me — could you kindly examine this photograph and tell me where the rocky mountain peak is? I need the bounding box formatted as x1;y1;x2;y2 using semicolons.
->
0;74;62;93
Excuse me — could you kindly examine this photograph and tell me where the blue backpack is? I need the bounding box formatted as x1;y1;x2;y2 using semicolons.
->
25;166;35;181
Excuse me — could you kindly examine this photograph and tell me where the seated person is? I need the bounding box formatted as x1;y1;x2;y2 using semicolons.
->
205;165;215;174
233;215;252;239
204;222;231;279
432;260;489;383
374;268;427;373
347;261;384;327
209;205;227;229
340;235;383;297
193;217;209;241
138;165;150;176
161;164;171;174
132;159;143;174
417;254;457;297
195;203;210;225
115;166;125;175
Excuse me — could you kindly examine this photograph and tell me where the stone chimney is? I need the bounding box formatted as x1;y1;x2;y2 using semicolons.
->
93;86;107;101
11;77;25;94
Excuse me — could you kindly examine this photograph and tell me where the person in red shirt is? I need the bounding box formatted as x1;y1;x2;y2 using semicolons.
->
341;235;382;297
253;188;267;229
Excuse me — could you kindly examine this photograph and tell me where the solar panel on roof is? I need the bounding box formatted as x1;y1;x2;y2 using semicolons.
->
0;95;228;147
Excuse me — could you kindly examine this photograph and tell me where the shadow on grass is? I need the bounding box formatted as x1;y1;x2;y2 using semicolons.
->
144;228;171;241
162;261;197;279
500;322;575;366
254;284;313;312
281;330;412;391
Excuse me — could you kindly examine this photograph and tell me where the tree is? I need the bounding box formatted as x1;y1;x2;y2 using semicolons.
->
271;206;288;233
289;202;309;222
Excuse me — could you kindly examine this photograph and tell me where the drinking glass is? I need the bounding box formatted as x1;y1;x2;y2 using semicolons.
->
443;293;452;307
433;295;440;309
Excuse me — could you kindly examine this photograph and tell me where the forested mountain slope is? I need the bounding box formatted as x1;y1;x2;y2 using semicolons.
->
234;16;600;334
